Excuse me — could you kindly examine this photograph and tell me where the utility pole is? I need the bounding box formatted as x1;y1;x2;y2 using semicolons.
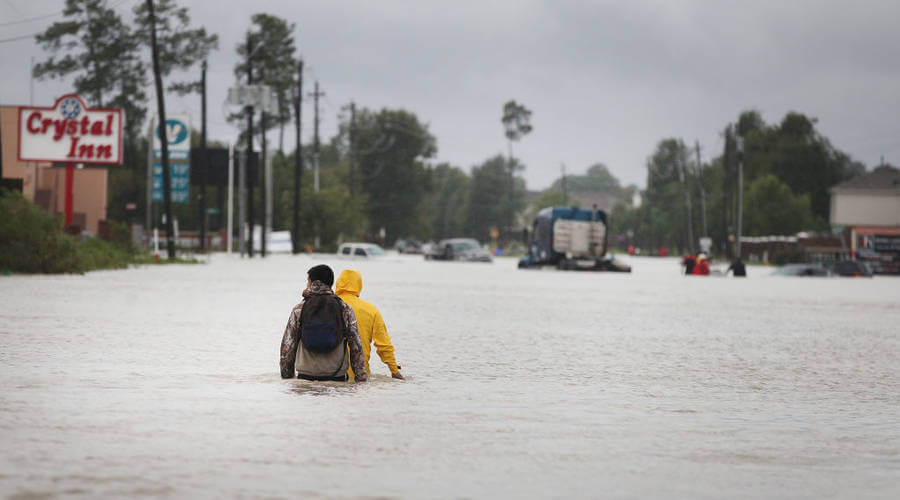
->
292;59;303;254
245;31;255;257
695;140;707;238
260;67;268;258
147;0;175;260
349;101;356;196
145;122;152;233
560;163;568;203
199;60;208;251
679;145;694;253
309;81;324;193
736;135;744;258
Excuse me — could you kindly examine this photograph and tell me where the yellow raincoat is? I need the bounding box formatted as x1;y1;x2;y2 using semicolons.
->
336;269;400;378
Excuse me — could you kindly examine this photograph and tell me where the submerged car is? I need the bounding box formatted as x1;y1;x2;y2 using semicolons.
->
394;238;423;254
828;260;873;277
773;261;874;277
337;242;386;259
425;238;492;262
773;263;830;276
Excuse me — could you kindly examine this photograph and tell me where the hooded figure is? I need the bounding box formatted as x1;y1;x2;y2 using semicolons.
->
336;269;404;379
692;254;710;275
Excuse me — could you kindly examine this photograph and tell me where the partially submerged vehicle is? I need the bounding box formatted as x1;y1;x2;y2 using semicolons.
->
394;238;423;254
774;261;873;277
337;242;386;259
425;238;492;262
518;206;631;272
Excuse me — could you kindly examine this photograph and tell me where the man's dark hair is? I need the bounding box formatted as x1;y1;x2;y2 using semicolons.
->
308;264;334;286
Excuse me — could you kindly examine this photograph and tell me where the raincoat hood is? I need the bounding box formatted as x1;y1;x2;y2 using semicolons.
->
336;269;363;298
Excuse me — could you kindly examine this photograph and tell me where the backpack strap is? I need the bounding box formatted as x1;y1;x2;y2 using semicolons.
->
329;296;351;378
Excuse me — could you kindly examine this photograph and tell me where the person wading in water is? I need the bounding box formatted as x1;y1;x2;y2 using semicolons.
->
336;269;405;380
280;265;368;382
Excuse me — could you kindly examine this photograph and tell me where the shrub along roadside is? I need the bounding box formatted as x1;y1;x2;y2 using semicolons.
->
1;189;133;274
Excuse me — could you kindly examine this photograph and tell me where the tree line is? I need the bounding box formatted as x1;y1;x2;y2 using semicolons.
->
32;1;535;251
607;110;866;256
32;2;871;255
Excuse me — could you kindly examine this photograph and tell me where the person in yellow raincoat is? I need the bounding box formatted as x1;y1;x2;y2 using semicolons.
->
336;269;404;380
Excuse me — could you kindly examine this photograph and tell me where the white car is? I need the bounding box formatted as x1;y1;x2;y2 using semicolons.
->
337;242;386;259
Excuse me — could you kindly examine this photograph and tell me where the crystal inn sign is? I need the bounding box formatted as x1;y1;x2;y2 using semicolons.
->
17;94;123;225
18;94;123;164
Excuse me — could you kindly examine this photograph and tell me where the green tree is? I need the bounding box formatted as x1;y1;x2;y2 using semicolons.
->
276;158;364;251
233;14;297;152
501;100;533;159
731;110;864;227
34;0;147;163
465;155;527;241
133;0;218;89
354;108;436;243
743;175;815;235
423;163;471;240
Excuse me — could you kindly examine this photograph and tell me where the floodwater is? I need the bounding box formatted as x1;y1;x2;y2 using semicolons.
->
1;254;898;499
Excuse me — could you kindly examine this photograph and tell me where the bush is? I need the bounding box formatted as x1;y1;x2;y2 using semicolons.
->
0;189;130;274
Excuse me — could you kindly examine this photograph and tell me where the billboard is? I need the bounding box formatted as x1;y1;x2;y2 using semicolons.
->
151;114;191;204
17;94;123;164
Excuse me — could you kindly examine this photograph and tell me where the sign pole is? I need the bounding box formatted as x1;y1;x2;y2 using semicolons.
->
227;143;233;255
65;162;74;226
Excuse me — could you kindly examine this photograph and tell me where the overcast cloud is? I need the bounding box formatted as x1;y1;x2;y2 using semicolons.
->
2;0;899;190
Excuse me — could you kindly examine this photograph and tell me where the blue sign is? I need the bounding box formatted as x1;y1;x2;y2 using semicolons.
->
153;115;191;161
152;162;190;203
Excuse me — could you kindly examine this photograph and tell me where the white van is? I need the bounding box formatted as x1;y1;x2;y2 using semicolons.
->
337;242;386;259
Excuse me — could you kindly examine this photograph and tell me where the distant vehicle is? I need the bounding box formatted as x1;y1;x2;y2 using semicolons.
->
394;238;423;254
425;238;492;262
518;206;631;272
337;242;386;259
773;263;830;276
828;260;873;277
773;261;873;277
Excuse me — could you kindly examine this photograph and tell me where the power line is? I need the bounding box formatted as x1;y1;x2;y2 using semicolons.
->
0;31;39;44
0;0;132;44
1;0;130;28
0;10;61;27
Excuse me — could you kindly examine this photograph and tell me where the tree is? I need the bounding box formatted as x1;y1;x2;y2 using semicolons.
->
235;14;297;152
277;159;364;251
743;175;814;235
501;100;533;159
353;108;436;243
133;0;218;89
34;0;147;164
548;162;627;206
465;155;527;241
137;0;217;258
424;163;471;240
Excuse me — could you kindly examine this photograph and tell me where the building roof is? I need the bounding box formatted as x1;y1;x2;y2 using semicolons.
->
833;165;900;191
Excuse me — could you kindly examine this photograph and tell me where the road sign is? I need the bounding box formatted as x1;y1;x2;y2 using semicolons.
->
152;162;190;203
153;115;191;161
227;84;278;114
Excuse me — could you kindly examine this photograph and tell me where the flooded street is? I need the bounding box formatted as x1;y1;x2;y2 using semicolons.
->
1;254;898;499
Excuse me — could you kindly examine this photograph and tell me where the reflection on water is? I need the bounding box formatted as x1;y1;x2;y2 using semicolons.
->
1;254;899;498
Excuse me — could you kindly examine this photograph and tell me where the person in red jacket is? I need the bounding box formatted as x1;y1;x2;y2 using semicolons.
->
692;254;710;275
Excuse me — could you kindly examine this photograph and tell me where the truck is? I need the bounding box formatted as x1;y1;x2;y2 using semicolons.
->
518;206;631;272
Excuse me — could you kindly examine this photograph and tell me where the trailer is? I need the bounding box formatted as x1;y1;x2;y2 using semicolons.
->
518;206;631;272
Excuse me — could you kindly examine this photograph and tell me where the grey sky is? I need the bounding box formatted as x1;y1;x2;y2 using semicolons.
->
2;0;899;190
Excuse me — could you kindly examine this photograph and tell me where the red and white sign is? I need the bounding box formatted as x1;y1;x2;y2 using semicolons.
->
18;93;123;165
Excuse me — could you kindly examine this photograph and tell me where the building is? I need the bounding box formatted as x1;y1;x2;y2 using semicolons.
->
829;165;900;274
1;104;109;234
